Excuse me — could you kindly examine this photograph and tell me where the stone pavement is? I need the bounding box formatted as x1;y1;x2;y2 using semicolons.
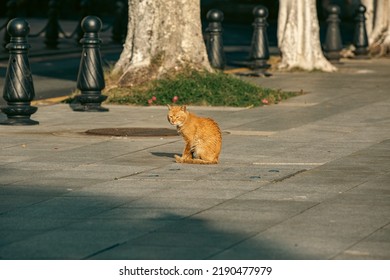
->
1;48;390;259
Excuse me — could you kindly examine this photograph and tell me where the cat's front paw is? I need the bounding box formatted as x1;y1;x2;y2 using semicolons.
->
174;155;183;163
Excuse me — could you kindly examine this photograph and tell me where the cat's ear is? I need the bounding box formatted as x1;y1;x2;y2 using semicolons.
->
167;104;171;110
181;105;187;112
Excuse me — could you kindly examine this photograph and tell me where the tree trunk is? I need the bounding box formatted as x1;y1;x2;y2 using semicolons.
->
362;0;390;56
277;0;336;72
112;0;212;87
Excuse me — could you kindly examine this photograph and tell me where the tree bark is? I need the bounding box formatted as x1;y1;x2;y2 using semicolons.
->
362;0;390;56
112;0;212;87
277;0;336;72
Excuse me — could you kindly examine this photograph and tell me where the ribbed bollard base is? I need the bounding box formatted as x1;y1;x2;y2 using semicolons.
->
73;94;109;112
0;105;39;125
0;118;39;126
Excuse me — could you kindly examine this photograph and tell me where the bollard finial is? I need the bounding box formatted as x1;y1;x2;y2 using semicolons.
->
7;17;30;38
357;4;366;14
253;5;268;19
328;4;340;15
207;9;224;23
81;15;102;33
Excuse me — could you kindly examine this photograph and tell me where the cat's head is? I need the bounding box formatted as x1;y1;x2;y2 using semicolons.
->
167;105;188;127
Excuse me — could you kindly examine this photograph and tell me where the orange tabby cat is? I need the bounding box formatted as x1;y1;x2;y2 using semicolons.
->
167;105;222;164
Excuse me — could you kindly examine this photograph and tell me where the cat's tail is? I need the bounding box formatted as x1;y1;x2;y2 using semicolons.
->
175;155;218;164
184;158;218;164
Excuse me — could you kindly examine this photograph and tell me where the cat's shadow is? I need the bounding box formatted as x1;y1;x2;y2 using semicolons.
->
151;152;177;159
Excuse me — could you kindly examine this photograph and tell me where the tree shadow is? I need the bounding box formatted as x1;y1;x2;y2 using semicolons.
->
0;176;310;260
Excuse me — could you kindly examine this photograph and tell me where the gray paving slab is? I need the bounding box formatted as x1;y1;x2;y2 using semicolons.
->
0;58;389;260
210;141;390;260
333;224;390;260
89;244;220;260
0;229;139;260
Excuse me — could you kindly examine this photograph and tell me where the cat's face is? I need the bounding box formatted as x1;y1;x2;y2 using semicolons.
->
167;105;188;126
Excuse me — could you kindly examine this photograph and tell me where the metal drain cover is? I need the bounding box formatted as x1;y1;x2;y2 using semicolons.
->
85;127;178;137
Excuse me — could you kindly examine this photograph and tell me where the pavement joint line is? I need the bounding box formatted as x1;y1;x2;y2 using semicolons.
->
0;198;135;249
205;231;261;260
177;165;313;224
226;130;276;136
206;199;323;259
272;169;308;183
114;166;164;180
277;102;319;107
253;162;325;166
329;220;390;260
82;242;125;260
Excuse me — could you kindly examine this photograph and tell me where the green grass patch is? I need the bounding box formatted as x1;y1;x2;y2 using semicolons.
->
103;70;303;107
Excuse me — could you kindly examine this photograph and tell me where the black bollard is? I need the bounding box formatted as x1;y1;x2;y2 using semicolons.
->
73;16;108;112
249;5;271;74
1;18;39;126
324;5;343;62
353;4;369;59
205;9;225;70
44;0;60;49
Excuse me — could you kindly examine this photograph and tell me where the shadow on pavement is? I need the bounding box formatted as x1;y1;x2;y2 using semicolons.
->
0;177;305;260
